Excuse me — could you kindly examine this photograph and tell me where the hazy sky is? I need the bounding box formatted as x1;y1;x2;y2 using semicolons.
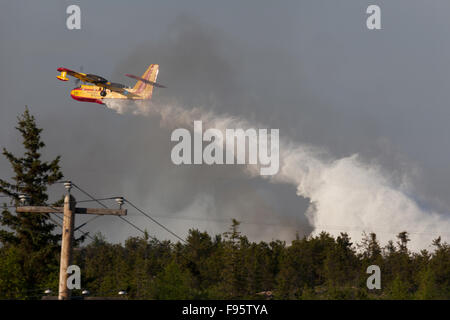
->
1;1;450;245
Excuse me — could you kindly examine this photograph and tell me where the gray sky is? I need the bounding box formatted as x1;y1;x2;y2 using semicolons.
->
1;0;450;245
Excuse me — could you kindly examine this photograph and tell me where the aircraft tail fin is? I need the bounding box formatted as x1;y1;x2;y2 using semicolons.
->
132;64;159;99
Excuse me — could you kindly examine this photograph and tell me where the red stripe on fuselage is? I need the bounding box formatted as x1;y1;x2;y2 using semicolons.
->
70;93;104;105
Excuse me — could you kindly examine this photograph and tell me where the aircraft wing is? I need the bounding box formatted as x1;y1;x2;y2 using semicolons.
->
57;67;92;83
98;82;140;98
57;67;138;98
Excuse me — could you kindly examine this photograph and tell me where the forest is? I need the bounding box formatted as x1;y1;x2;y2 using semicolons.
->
0;109;449;300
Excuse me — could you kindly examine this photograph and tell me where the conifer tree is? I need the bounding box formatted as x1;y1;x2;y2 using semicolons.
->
0;108;63;297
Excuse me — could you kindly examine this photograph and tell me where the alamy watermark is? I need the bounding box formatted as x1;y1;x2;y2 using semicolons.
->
67;264;81;290
366;5;381;30
66;5;81;30
366;265;381;289
171;121;280;176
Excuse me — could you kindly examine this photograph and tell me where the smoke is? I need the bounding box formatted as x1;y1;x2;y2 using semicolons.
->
98;15;450;251
274;144;450;251
104;98;450;251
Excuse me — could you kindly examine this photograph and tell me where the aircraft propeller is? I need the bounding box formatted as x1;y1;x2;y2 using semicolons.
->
74;66;84;86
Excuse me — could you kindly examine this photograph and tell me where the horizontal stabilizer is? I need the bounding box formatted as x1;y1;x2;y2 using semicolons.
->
125;74;166;88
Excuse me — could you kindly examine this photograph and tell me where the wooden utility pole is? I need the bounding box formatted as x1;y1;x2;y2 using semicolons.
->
59;193;75;300
16;182;127;300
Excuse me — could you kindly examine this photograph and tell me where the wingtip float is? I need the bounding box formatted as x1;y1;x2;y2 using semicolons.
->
56;64;166;105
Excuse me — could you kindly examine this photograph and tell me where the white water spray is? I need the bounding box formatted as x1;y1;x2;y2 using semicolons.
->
104;99;450;251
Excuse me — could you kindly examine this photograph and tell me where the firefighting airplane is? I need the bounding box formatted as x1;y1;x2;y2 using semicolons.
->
56;64;165;105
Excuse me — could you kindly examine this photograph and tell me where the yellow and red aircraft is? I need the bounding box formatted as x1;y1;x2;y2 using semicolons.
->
57;64;165;105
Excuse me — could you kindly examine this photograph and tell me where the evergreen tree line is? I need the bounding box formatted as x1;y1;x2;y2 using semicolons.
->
72;223;450;300
0;109;448;300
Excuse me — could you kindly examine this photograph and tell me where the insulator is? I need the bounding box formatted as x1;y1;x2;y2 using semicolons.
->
115;197;124;209
19;194;29;204
64;181;72;193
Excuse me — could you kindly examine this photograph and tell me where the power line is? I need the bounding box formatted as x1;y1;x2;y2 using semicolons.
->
47;214;63;229
69;182;186;243
55;181;450;239
71;183;146;235
124;198;186;243
75;197;121;204
1;193;94;240
119;199;216;270
8;199;449;239
139;213;450;237
52;214;95;241
70;197;125;232
44;203;95;241
138;214;305;229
